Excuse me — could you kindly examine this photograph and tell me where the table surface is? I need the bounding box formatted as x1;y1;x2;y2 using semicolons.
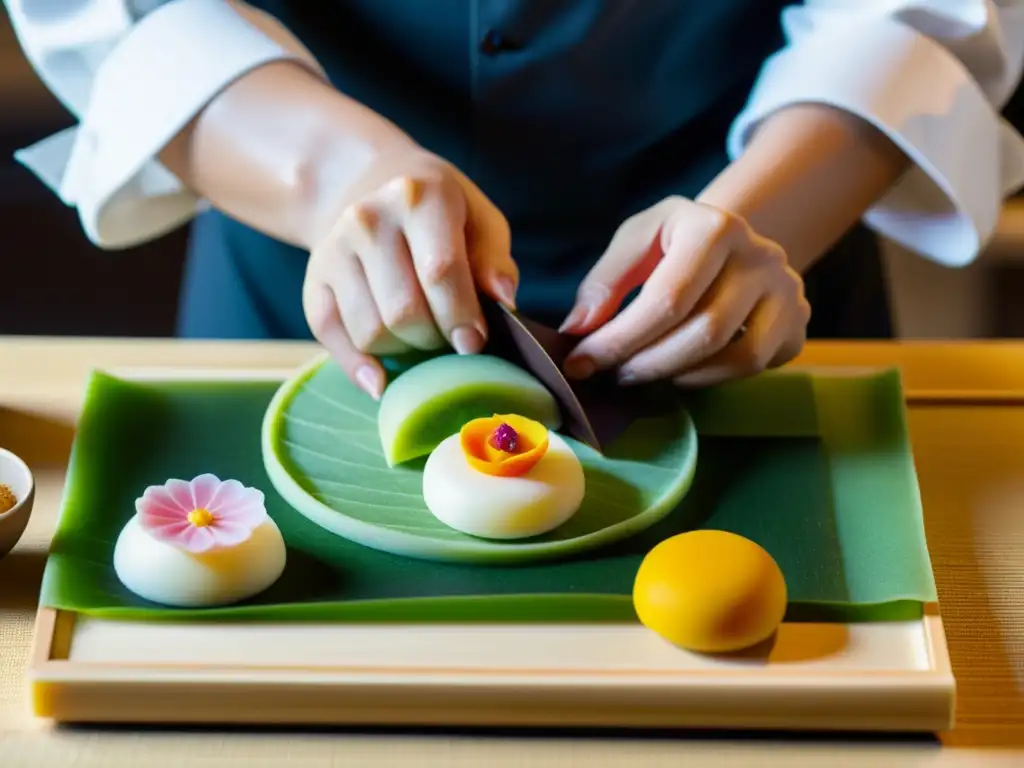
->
2;337;1023;766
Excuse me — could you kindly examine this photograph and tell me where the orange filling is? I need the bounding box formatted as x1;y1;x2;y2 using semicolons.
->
459;414;550;477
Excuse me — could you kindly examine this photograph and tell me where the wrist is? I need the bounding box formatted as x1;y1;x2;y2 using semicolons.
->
162;57;422;250
293;89;421;248
698;104;908;272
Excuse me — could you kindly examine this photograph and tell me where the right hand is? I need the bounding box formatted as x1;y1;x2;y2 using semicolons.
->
303;147;517;399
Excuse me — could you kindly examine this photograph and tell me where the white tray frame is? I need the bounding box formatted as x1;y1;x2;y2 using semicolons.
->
28;367;956;732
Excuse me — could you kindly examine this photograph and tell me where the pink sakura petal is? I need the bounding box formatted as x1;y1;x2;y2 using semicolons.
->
220;503;267;529
178;525;218;554
146;520;193;543
139;485;189;515
133;477;269;553
139;511;186;533
208;520;255;549
137;502;185;525
206;478;247;512
216;490;267;526
137;489;189;533
164;479;195;512
189;473;221;509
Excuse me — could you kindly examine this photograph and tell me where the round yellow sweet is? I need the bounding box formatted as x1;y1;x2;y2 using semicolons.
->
633;530;787;653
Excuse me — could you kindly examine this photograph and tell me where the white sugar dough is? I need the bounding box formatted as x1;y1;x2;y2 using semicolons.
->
113;515;287;607
422;431;585;540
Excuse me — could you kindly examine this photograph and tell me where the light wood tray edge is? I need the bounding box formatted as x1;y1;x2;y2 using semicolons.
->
27;606;956;732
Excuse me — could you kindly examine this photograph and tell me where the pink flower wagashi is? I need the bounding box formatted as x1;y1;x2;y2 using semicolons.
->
136;474;268;554
114;474;287;607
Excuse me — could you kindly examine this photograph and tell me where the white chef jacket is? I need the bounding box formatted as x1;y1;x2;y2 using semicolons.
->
4;0;1024;267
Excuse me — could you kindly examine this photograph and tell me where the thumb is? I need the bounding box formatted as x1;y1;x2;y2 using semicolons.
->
560;208;665;335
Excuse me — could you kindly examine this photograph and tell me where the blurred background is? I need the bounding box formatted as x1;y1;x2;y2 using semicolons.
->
3;15;1024;340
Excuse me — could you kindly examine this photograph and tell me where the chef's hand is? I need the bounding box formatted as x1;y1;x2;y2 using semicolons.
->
560;197;810;388
303;147;517;399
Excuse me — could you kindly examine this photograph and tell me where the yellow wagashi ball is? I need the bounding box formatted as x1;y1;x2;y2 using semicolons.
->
632;530;787;653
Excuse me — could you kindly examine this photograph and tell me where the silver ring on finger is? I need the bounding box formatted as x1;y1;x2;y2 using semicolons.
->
731;322;749;344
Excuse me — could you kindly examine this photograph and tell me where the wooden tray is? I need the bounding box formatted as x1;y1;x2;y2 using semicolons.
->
31;605;955;731
27;368;956;732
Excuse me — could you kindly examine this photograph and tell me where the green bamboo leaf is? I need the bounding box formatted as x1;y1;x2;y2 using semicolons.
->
262;355;699;564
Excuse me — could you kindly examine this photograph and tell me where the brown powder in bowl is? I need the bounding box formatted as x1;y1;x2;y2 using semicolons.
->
0;483;17;515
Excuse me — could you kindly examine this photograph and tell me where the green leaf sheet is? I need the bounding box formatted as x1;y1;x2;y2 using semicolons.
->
39;367;937;623
263;358;699;564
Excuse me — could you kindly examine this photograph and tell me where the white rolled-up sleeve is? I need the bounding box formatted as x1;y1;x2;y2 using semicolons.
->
4;0;325;249
728;0;1024;267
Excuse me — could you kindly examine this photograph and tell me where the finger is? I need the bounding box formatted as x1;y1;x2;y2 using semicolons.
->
343;203;446;351
461;183;519;309
768;269;811;369
671;294;793;389
393;176;486;355
302;280;386;399
616;261;764;385
768;307;809;368
565;206;743;378
559;203;668;335
325;250;409;357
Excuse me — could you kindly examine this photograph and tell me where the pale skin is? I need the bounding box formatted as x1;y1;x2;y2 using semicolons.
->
559;103;908;387
161;10;909;398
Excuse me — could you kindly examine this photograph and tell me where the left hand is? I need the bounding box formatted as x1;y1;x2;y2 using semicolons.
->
560;197;811;388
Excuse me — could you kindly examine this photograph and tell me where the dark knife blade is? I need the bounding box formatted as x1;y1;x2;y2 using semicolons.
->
480;297;665;453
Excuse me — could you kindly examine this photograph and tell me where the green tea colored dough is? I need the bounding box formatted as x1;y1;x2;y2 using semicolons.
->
377;354;561;466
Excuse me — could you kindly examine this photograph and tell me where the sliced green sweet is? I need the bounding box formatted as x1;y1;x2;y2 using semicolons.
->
376;354;561;466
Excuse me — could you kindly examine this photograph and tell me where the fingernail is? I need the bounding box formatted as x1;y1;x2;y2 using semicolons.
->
617;368;638;385
402;177;424;209
353;205;378;235
493;275;517;309
355;365;384;400
451;325;485;355
558;304;589;334
564;355;596;380
560;287;609;333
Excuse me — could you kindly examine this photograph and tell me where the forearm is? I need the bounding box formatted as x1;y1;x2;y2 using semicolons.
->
698;104;909;274
159;7;414;250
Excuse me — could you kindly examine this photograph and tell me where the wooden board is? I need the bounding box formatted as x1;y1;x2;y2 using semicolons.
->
26;367;957;732
30;606;955;731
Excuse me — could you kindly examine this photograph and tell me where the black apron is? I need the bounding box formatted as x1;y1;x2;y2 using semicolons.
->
178;0;892;340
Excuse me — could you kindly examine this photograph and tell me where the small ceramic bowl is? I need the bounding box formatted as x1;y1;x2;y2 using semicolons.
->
0;447;35;558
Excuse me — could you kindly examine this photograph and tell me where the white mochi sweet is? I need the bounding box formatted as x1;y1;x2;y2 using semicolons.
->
422;431;585;540
113;515;287;607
